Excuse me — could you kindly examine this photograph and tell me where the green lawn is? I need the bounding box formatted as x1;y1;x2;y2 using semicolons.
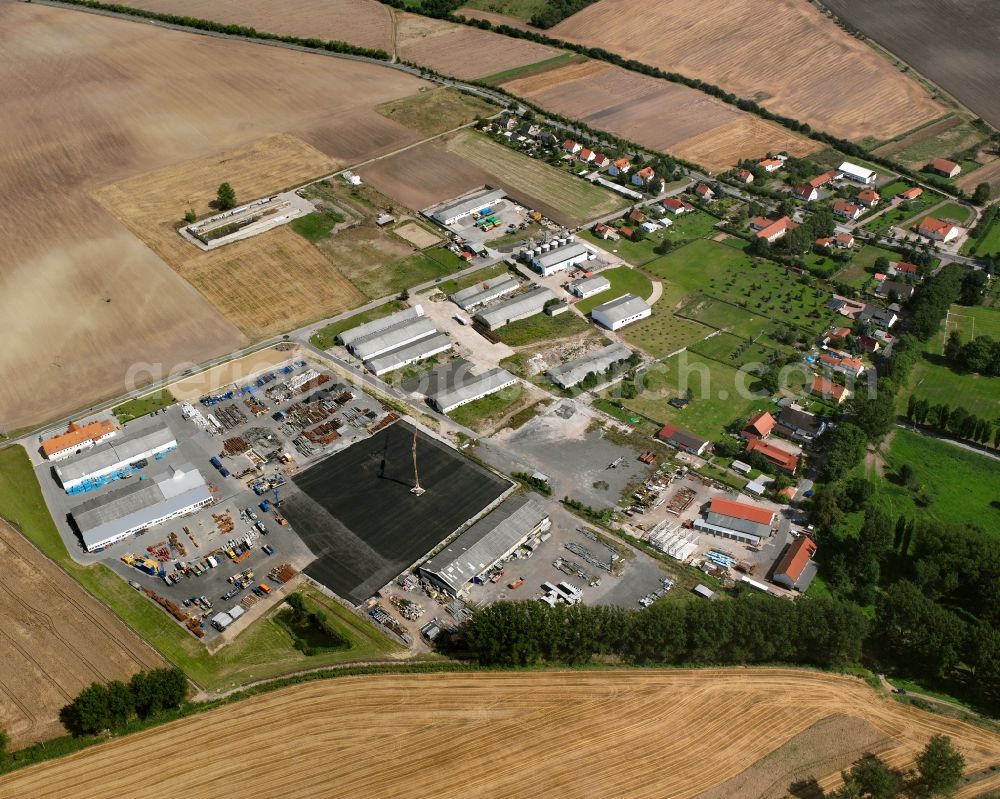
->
575;266;654;314
963;216;1000;258
908;201;974;231
877;429;1000;533
619;311;712;358
688;331;784;369
309;300;409;350
430;263;509;297
493;310;591;347
114;389;175;423
944;303;1000;342
352;246;466;298
862;193;938;235
460;0;550;21
0;446;403;691
878;180;911;197
449;385;527;430
581;211;720;267
289;209;345;243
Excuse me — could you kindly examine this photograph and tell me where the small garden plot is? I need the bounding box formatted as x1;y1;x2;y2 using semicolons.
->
688;331;783;369
863;192;938;234
289;209;346;243
575;266;654;314
493;311;592;347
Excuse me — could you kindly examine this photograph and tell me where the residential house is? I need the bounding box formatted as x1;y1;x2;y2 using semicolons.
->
876;280;915;301
792;184;819;202
631;166;656;186
834;232;855;249
775;407;826;442
810;376;848;404
930;157;961;178
755;216;794;243
825;326;852;344
827;295;866;319
734;168;754;184
664;197;695;214
859;335;881;353
694;183;715;200
918;216;960;243
814;236;833;249
820;351;865;378
832;199;863;220
889;261;921;281
619;225;636;240
578;148;596;163
858;304;898;329
742;411;776;440
746;437;799;474
758;158;783;172
898;187;923;201
857;189;880;208
628;208;646;224
592;222;616;240
657;424;711;456
608;158;631;176
772;536;818;591
592;153;610;169
562;139;582;154
808;170;839;189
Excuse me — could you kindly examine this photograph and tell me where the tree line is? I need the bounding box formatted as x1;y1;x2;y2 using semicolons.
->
457;593;866;668
906;394;999;447
824;735;965;799
60;668;188;737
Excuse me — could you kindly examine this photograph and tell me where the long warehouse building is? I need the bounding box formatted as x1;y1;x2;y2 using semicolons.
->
41;419;117;461
530;241;592;277
429;367;518;414
430;188;506;226
350;316;439;361
694;496;776;546
547;342;633;389
364;332;452;376
474;287;556;330
419;495;550;596
450;275;520;311
338;305;424;349
55;423;178;494
70;463;213;552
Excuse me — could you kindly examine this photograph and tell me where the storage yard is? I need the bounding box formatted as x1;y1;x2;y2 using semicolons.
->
7;670;1000;799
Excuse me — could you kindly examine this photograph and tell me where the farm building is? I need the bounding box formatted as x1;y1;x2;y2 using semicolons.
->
742;411;775;440
838;161;877;184
656;424;710;457
591;294;651;331
569;275;611;299
530;241;592;276
899;187;923;200
450;275;520;311
419;495;550;597
929;158;961;178
808;170;839;188
429;367;518;414
70;463;213;552
694;496;775;547
772;535;817;592
55;423;177;494
364;332;452;377
745;437;798;475
775;407;826;442
917;217;960;243
474;287;556;330
430;189;506;226
811;376;848;404
546;342;633;389
41;419;117;461
338;306;423;349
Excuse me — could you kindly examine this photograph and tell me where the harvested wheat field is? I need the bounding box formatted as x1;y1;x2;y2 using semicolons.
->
396;11;560;79
503;60;820;171
117;0;393;52
5;669;1000;799
552;0;944;141
95;135;367;338
0;521;165;749
0;3;430;432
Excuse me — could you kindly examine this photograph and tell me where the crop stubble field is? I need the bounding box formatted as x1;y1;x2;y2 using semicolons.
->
0;521;166;749
0;2;433;431
502;60;822;172
4;669;999;799
551;0;944;141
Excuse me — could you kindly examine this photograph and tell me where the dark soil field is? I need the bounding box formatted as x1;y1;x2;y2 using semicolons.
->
821;0;1000;129
282;422;510;603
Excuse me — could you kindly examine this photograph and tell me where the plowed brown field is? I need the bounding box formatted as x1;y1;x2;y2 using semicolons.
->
552;0;944;141
396;11;560;79
117;0;394;52
503;60;821;171
0;2;428;431
4;670;999;799
0;522;165;748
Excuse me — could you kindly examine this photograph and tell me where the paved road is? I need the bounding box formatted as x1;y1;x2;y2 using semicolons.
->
896;421;1000;462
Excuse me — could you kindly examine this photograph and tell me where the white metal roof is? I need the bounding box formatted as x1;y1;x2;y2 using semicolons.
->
56;424;176;484
532;242;589;269
838;161;875;180
364;332;451;375
430;367;517;413
431;189;506;223
350;317;439;360
338;305;423;348
474;287;555;329
450;275;520;310
591;293;651;325
546;342;632;389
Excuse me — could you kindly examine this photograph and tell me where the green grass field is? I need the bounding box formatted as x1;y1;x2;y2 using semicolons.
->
0;446;403;690
289;209;345;243
619;311;712;358
894;121;990;171
909;201;974;231
877;429;1000;533
449;385;527;430
460;0;549;20
945;303;1000;342
375;88;497;136
688;331;783;369
429;263;509;297
493;310;592;347
446;130;627;226
352;246;466;299
575;266;654;314
963;216;1000;258
114;390;175;423
862;192;938;234
480;53;584;85
581;211;720;267
309;300;408;350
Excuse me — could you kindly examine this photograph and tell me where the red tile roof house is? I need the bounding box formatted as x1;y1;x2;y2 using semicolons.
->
592;222;615;240
628;208;647;224
820;351;865;377
755;216;795;243
918;216;960;243
578;147;596;163
772;535;818;591
746;437;799;474
657;423;711;456
814;236;833;248
735;168;754;184
929;157;961;178
832;199;863;220
859;335;881;353
792;184;819;202
664;197;695;214
562;139;582;154
811;376;848;403
631;165;656;186
608;158;631;176
592;153;610;168
758;158;783;172
898;187;923;201
826;326;852;343
742;411;776;440
808;170;839;189
619;225;636;240
694;183;715;200
857;189;880;208
834;232;855;248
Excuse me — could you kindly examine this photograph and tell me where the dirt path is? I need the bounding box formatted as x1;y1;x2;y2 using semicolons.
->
865;427;895;477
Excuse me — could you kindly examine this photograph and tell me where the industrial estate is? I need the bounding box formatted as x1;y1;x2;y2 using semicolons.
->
1;0;998;796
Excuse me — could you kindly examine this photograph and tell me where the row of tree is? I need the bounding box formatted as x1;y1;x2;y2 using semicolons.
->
826;736;965;799
60;668;188;737
906;395;999;447
459;594;866;667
